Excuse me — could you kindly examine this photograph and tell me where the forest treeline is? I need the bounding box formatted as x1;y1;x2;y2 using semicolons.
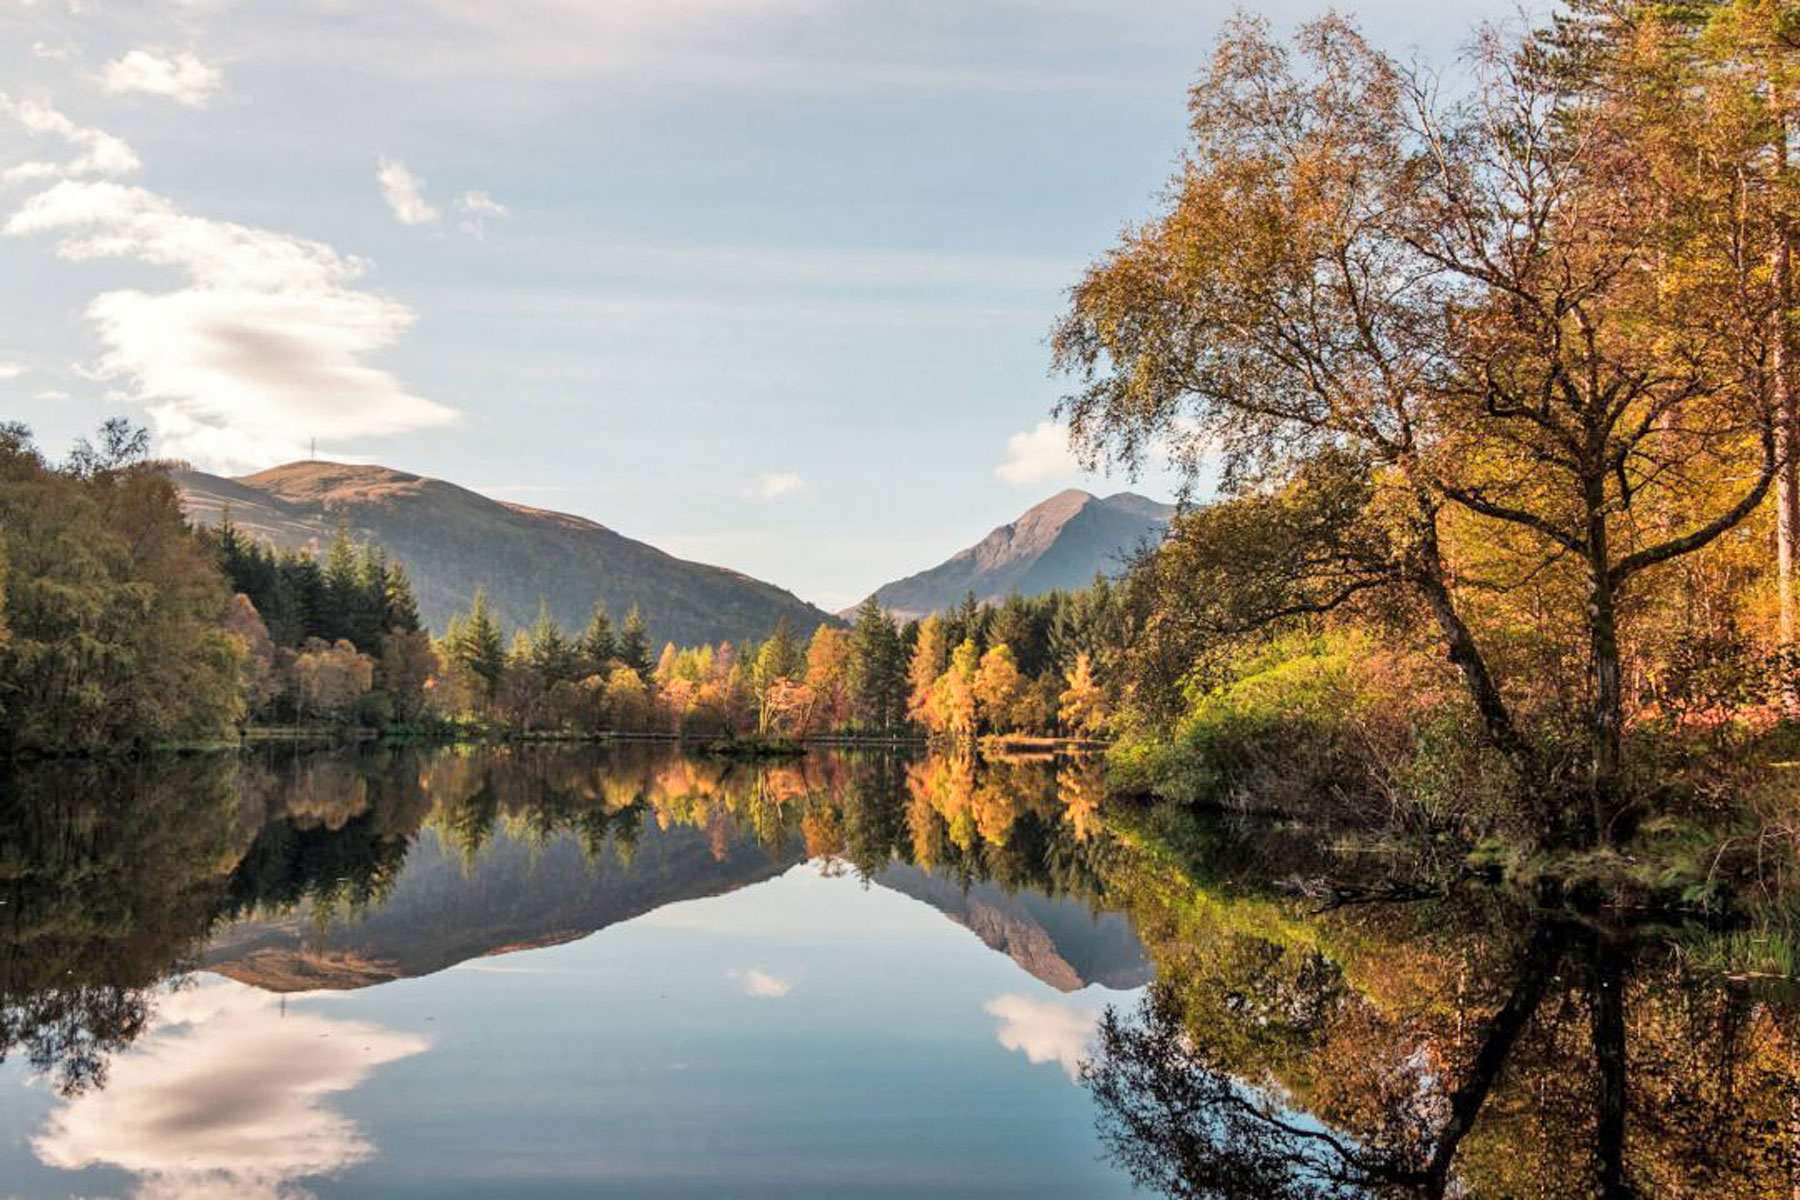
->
221;520;1129;744
0;419;1129;752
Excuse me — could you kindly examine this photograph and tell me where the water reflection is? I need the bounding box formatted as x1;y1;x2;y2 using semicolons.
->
0;747;1797;1196
1086;806;1800;1198
35;981;426;1200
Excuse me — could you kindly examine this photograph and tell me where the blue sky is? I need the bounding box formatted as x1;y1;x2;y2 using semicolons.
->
0;0;1508;609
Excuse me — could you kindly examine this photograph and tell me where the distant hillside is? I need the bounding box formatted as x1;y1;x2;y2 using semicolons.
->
856;489;1173;619
176;461;835;645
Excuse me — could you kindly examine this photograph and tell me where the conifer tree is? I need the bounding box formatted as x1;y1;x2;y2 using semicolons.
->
618;606;652;677
451;588;506;699
577;601;616;676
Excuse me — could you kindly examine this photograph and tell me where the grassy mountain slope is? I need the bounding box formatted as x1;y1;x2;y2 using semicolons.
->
176;460;835;645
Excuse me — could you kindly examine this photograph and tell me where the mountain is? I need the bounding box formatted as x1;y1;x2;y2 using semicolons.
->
875;863;1151;992
855;489;1173;619
204;820;801;992
175;460;835;645
204;826;1148;995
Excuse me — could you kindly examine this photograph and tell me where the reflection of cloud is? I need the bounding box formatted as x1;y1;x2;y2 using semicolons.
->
731;967;793;997
985;993;1098;1081
33;981;428;1200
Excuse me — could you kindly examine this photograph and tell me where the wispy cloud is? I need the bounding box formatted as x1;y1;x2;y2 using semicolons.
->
995;420;1078;486
985;993;1099;1081
744;471;810;502
99;49;224;107
0;361;25;380
0;94;140;184
377;156;438;226
458;189;506;218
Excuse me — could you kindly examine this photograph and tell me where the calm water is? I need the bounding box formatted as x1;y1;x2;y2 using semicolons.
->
1;744;1797;1198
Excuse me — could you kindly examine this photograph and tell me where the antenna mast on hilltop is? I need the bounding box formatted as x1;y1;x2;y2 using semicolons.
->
310;437;316;461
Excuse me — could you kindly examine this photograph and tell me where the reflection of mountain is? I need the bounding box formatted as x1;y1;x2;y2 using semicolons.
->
205;822;802;992
206;826;1149;996
874;864;1151;992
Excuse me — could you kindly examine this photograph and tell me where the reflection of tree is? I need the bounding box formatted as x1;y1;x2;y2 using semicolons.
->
0;759;247;1094
1;742;1121;1099
1085;889;1800;1198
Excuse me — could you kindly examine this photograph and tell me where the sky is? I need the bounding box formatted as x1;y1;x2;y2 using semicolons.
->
0;0;1510;610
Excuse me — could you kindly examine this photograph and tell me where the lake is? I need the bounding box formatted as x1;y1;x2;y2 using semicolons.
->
0;744;1796;1197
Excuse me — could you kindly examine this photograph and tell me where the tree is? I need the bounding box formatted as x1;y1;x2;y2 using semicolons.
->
293;638;373;724
1058;652;1107;736
577;601;616;676
379;628;438;724
449;589;506;703
849;597;907;732
805;626;853;730
931;638;981;740
604;665;651;732
908;614;949;727
382;560;422;634
1051;14;1781;840
0;423;243;753
974;643;1028;733
523;599;581;683
618;606;652;677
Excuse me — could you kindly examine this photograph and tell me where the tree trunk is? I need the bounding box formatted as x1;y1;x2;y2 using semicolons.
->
1776;108;1799;716
1587;499;1624;844
1407;492;1542;823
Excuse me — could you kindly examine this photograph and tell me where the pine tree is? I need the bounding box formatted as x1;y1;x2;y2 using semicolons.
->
451;588;506;699
618;606;652;677
525;599;580;682
577;601;616;676
849;597;906;732
383;560;422;633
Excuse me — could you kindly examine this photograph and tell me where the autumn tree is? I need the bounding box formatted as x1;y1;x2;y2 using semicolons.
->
1058;652;1108;736
1052;13;1782;841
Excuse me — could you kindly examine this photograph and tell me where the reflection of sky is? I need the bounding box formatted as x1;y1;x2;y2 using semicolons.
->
30;983;427;1200
0;861;1142;1199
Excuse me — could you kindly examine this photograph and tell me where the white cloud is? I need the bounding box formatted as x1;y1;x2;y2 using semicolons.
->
33;981;428;1200
455;189;507;236
0;361;25;380
732;967;793;997
0;95;140;184
100;50;224;107
3;166;458;469
458;189;507;218
377;156;438;226
744;471;809;502
995;419;1079;486
985;993;1100;1081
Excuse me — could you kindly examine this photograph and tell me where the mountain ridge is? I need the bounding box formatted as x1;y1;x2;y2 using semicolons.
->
853;488;1173;619
176;459;835;646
